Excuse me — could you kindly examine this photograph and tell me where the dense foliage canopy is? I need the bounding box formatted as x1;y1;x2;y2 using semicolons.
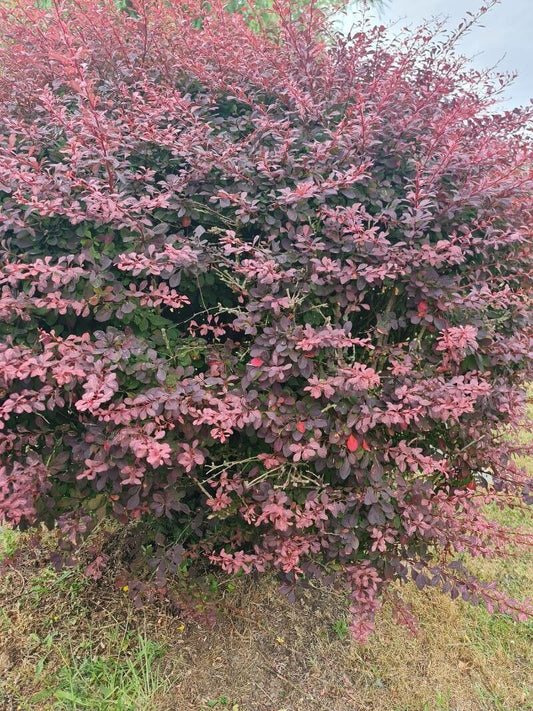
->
0;0;532;639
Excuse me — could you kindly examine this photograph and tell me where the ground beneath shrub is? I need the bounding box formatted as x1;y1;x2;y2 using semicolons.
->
1;508;532;711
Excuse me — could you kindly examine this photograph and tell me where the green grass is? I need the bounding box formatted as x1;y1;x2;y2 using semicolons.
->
332;616;350;641
203;697;240;710
0;526;19;561
29;628;171;710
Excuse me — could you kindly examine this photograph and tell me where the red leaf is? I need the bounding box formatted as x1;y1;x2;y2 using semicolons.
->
250;357;263;367
182;216;191;227
347;434;359;452
362;439;371;451
296;421;306;433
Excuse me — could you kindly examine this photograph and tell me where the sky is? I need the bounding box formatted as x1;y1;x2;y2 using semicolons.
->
344;0;533;108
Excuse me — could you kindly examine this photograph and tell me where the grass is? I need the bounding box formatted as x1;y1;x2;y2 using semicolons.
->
0;581;175;711
47;630;170;710
0;526;19;561
1;400;532;710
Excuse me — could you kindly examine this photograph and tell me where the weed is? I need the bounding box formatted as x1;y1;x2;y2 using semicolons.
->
332;617;349;641
204;697;239;710
0;527;19;561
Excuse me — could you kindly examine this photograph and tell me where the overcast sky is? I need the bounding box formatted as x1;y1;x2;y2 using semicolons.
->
344;0;533;108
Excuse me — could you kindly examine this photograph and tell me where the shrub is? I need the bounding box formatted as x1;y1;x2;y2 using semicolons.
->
0;0;532;640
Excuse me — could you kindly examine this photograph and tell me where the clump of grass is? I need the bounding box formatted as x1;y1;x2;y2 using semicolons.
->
332;616;350;641
0;527;19;561
203;696;239;710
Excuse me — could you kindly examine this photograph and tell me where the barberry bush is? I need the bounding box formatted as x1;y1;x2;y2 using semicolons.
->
0;0;532;640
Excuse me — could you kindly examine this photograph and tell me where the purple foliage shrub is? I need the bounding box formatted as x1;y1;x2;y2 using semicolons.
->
0;0;532;639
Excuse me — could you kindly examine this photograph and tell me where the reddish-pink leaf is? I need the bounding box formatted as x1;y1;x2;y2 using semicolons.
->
347;434;359;452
